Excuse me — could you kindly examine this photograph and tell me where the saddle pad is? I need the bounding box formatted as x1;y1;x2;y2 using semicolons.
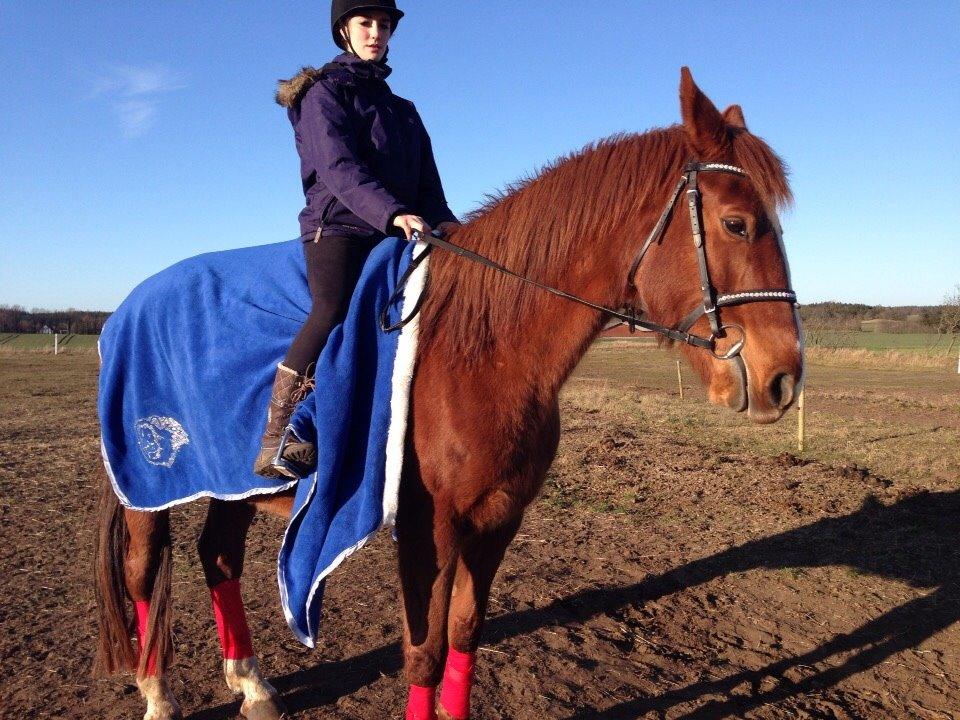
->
98;236;427;645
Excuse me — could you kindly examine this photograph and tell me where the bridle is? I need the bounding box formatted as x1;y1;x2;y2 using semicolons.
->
381;161;797;360
623;161;797;358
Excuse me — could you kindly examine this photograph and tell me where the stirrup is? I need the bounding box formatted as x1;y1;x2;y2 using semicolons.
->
270;426;304;478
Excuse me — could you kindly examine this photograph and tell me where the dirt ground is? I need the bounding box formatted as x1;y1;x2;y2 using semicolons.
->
2;351;960;719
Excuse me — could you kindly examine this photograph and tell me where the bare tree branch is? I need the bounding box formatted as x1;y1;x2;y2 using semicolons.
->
939;285;960;336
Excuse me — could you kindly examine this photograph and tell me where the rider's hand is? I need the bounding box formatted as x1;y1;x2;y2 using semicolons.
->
392;214;431;240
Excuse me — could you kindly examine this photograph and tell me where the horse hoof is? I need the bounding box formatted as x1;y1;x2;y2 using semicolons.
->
143;704;183;720
240;696;287;720
138;676;183;720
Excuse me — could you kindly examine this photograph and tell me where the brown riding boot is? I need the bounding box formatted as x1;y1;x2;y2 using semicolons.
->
252;363;317;479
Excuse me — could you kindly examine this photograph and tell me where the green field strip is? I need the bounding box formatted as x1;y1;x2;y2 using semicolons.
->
0;334;100;349
811;332;955;353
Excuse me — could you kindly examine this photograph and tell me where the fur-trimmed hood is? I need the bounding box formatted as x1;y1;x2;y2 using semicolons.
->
276;66;325;109
276;54;393;109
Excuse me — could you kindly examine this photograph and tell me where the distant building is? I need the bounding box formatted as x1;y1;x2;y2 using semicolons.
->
41;325;53;334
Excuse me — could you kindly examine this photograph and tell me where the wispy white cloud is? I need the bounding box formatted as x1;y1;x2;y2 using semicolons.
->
87;64;186;138
116;99;156;139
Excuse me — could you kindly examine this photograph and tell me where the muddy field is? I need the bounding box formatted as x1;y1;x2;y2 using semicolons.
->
2;348;960;719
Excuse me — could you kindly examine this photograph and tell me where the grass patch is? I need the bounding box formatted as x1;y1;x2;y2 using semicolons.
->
0;333;99;353
810;331;949;352
805;347;954;370
569;341;960;485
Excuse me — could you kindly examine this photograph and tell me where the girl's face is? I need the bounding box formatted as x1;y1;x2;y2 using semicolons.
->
342;12;392;62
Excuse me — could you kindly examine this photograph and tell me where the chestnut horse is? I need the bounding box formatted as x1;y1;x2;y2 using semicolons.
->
95;68;802;720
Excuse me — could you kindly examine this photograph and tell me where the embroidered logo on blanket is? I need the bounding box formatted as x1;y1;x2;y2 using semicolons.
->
135;416;190;467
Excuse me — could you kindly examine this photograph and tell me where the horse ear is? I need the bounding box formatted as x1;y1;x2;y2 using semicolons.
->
722;104;747;130
679;67;729;156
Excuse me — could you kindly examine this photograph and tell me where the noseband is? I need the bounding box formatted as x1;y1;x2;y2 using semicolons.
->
382;161;797;360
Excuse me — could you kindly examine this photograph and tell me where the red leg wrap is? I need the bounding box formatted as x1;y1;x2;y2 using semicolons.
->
439;648;476;720
134;599;158;675
405;684;436;720
210;579;255;660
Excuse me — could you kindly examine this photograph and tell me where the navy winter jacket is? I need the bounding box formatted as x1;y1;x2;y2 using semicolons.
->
280;53;458;241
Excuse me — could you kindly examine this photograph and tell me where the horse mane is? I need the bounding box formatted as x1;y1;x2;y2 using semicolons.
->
418;124;791;362
728;126;793;213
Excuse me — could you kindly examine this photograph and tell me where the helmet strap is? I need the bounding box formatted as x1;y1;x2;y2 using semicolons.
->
339;22;356;55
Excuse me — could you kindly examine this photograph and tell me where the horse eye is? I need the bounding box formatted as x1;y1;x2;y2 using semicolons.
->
723;218;748;238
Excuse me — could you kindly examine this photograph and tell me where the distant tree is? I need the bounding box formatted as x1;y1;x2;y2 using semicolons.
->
801;316;830;347
0;306;110;334
920;307;940;327
926;286;960;354
940;285;960;339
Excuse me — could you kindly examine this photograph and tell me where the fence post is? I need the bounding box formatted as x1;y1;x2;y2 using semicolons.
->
54;333;59;355
797;388;805;453
676;360;684;400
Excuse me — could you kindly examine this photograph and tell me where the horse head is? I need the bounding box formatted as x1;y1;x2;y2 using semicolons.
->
630;68;803;423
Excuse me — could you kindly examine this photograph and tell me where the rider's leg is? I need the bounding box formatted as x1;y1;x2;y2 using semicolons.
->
253;235;375;478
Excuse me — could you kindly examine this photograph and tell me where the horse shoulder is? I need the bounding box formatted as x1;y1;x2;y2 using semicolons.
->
409;356;561;531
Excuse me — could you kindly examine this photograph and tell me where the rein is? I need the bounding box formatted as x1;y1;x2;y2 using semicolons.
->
381;162;797;360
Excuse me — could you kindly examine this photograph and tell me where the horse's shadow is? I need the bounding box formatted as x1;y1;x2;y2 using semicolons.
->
187;489;960;719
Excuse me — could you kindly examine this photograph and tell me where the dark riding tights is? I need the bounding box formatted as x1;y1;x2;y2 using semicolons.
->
283;236;379;374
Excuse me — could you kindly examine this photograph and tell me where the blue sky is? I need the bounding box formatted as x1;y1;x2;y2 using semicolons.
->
1;1;958;311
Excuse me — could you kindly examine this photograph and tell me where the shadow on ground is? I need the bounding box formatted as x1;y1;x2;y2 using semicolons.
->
186;490;960;719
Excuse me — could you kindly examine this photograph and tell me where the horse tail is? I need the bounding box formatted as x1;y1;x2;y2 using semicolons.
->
136;535;174;678
93;470;136;676
93;470;177;677
93;471;176;677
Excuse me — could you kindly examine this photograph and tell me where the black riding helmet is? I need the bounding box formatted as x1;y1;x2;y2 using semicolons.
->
331;0;404;51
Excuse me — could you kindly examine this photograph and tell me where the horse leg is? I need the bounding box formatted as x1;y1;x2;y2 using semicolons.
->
437;518;522;720
124;508;180;720
397;483;461;720
197;499;285;720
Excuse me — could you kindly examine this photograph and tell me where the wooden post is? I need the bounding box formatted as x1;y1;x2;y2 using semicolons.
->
54;333;59;355
797;388;806;453
676;360;684;400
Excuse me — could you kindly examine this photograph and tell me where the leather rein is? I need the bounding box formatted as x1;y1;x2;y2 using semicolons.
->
381;161;797;360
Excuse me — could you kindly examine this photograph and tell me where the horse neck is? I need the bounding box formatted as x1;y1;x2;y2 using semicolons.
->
420;132;687;403
491;278;613;403
422;223;633;405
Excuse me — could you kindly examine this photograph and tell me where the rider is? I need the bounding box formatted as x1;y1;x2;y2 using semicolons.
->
254;0;459;478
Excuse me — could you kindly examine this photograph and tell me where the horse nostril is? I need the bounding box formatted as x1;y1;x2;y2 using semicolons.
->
769;373;795;409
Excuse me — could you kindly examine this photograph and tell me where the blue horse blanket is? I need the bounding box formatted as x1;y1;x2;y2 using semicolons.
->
98;236;428;645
